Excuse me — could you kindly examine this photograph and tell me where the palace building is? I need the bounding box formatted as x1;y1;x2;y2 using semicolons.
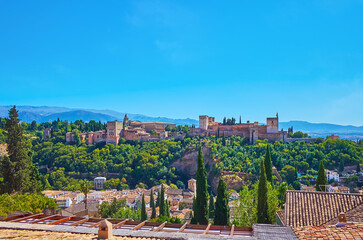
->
189;114;288;143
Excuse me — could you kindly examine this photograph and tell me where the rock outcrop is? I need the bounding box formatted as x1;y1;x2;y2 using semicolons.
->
170;146;252;193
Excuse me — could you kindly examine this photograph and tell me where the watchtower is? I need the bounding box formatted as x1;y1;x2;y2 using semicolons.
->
106;121;123;145
266;115;279;134
123;114;129;126
188;179;196;193
199;115;209;130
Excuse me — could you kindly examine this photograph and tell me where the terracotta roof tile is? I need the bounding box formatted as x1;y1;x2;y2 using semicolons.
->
294;222;363;240
285;191;363;228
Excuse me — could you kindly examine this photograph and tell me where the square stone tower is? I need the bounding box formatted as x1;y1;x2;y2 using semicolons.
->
266;116;279;134
188;179;196;193
106;121;123;145
199;115;209;130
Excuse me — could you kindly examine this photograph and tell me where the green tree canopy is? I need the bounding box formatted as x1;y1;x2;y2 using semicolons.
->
214;178;229;225
141;194;147;221
150;189;156;219
209;194;215;219
0;106;40;194
264;145;273;184
257;160;270;224
316;161;328;192
195;146;209;225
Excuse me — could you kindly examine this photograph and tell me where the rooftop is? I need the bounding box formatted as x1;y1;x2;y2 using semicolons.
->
0;229;157;240
294;222;363;240
285;191;363;228
0;213;298;239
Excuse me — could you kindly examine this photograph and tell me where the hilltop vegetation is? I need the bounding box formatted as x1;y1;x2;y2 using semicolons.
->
0;117;362;192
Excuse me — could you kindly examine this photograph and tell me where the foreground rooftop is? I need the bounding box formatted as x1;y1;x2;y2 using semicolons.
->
0;213;297;240
294;222;363;240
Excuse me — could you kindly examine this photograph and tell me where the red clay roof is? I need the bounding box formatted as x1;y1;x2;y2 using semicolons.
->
285;191;363;228
294;222;363;240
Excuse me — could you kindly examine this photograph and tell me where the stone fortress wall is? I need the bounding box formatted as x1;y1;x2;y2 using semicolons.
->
65;113;314;145
190;114;308;143
66;114;176;145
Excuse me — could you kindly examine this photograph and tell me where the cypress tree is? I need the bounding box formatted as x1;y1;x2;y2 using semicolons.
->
156;190;160;207
214;178;229;225
264;145;273;184
166;200;170;217
0;106;40;194
257;160;270;223
195;147;209;225
190;197;197;224
150;189;156;219
159;184;166;217
239;115;242;124
74;130;81;146
222;132;226;146
316;161;328;192
209;194;215;219
217;127;220;138
141;194;147;221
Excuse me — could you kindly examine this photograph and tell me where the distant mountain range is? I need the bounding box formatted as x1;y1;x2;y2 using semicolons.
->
0;105;198;126
1;106;362;139
280;121;363;140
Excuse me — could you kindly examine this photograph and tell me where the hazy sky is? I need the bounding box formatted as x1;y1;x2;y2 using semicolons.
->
1;1;362;125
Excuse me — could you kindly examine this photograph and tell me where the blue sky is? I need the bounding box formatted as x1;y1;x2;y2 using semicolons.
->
0;1;362;125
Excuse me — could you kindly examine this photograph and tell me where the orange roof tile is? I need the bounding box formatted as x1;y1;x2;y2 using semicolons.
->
285;191;363;228
294;222;363;240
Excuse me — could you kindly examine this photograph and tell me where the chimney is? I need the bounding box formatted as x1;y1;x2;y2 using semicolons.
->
98;219;113;239
336;212;347;227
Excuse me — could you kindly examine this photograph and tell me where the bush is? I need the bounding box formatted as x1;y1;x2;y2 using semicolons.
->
0;193;57;218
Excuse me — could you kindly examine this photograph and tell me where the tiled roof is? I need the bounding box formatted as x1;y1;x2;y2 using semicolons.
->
0;229;160;240
62;201;99;216
325;204;363;225
166;189;183;195
285;191;363;228
276;210;285;224
294;222;363;240
253;224;298;240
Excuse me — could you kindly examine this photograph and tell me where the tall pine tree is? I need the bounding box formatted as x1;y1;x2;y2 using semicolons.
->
264;145;273;184
195;147;209;225
150;189;156;219
214;178;229;225
141;194;147;221
316;161;328;192
257;160;270;223
0;106;40;194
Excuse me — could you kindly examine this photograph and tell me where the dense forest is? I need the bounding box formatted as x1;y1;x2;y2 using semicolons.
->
0;117;362;191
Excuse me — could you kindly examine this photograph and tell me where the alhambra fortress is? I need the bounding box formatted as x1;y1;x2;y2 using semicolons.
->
66;114;176;145
190;114;288;143
65;114;314;145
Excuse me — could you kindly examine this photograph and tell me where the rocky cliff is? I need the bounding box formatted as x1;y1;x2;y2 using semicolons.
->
170;146;251;193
